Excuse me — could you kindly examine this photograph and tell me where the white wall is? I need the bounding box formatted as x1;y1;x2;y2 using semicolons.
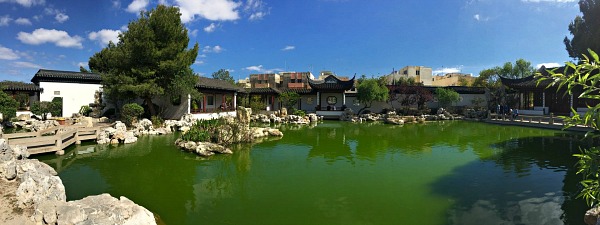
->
39;82;101;118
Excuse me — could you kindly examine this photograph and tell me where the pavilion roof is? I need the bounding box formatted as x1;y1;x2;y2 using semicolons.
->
31;69;102;84
244;87;281;94
307;75;355;91
0;81;43;92
196;76;244;92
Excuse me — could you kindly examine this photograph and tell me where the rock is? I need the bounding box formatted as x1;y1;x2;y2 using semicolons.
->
195;142;232;156
585;205;600;225
308;113;319;122
3;160;16;180
267;128;283;137
110;139;119;144
17;114;31;121
98;117;110;123
437;108;445;115
124;131;137;144
81;116;94;127
340;108;355;121
16;169;66;208
55;194;156;225
384;117;404;125
56;204;87;224
236;106;252;125
280;108;288;117
180;126;190;133
114;121;127;132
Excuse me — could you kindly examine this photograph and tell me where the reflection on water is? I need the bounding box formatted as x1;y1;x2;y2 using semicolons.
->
34;121;590;225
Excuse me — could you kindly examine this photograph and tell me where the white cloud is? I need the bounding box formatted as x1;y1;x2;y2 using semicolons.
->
244;0;268;21
281;45;295;51
194;60;204;65
175;0;241;23
0;0;45;7
112;0;121;8
17;28;83;49
189;28;198;37
13;61;41;69
203;45;223;53
244;65;282;73
89;29;121;46
0;45;20;60
15;17;31;25
126;0;149;13
536;62;561;69
55;13;68;23
245;65;263;71
203;23;217;33
78;61;88;68
433;66;463;75
0;15;12;26
198;54;207;58
473;14;489;22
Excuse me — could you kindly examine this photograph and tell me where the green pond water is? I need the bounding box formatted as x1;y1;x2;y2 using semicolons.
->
34;121;591;225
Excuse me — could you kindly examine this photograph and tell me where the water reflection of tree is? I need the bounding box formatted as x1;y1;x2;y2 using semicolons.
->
431;134;589;225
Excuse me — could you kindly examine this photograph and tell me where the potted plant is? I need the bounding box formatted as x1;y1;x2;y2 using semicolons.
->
56;117;66;125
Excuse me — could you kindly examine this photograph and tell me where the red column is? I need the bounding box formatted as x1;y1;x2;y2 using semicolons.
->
203;95;207;113
271;95;275;110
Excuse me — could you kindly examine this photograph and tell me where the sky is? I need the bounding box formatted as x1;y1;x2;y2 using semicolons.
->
0;0;582;83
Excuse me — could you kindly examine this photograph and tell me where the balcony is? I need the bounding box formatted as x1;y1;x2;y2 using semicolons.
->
287;83;304;88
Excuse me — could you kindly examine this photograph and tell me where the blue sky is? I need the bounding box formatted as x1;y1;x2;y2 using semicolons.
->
0;0;581;82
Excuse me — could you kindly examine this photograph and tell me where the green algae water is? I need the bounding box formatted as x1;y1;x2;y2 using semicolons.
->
35;121;590;225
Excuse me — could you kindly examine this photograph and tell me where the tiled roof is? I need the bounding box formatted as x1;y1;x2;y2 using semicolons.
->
388;85;486;94
31;69;102;84
307;75;355;91
0;81;43;92
245;87;281;94
499;75;553;90
196;76;244;92
278;88;314;94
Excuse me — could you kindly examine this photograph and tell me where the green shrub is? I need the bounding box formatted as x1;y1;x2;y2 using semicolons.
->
151;115;164;127
50;97;62;117
291;108;306;117
249;96;266;112
79;105;92;116
180;119;221;142
121;103;144;126
0;91;18;122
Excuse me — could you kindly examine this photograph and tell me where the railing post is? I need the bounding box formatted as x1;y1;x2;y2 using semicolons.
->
549;113;554;125
75;128;81;145
487;110;491;120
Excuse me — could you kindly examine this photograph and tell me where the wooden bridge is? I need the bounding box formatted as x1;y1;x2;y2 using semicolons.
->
0;125;106;155
487;113;593;132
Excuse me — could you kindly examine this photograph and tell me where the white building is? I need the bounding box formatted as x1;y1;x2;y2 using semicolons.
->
386;66;433;86
31;69;102;118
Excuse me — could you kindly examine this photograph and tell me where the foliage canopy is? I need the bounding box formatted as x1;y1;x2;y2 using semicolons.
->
356;77;389;114
564;0;600;61
89;5;199;116
537;49;600;206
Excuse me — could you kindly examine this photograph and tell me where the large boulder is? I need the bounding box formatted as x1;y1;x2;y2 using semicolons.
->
17;114;31;121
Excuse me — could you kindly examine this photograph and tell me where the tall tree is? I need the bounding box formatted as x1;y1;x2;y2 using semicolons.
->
472;59;535;87
211;69;235;84
89;5;199;116
356;77;389;114
564;0;600;60
435;88;460;108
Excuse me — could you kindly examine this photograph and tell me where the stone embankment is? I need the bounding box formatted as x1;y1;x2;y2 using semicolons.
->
0;139;156;225
339;108;463;124
250;108;322;124
175;107;284;157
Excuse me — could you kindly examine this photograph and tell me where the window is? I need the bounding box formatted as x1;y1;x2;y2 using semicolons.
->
416;70;420;75
207;96;214;105
54;91;60;95
326;96;337;105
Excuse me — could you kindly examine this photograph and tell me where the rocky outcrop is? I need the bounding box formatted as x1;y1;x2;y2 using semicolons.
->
175;140;233;157
14;119;59;132
97;121;138;145
0;140;156;225
134;118;172;136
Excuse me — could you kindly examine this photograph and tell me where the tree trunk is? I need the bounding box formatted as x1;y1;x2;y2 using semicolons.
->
145;97;156;116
